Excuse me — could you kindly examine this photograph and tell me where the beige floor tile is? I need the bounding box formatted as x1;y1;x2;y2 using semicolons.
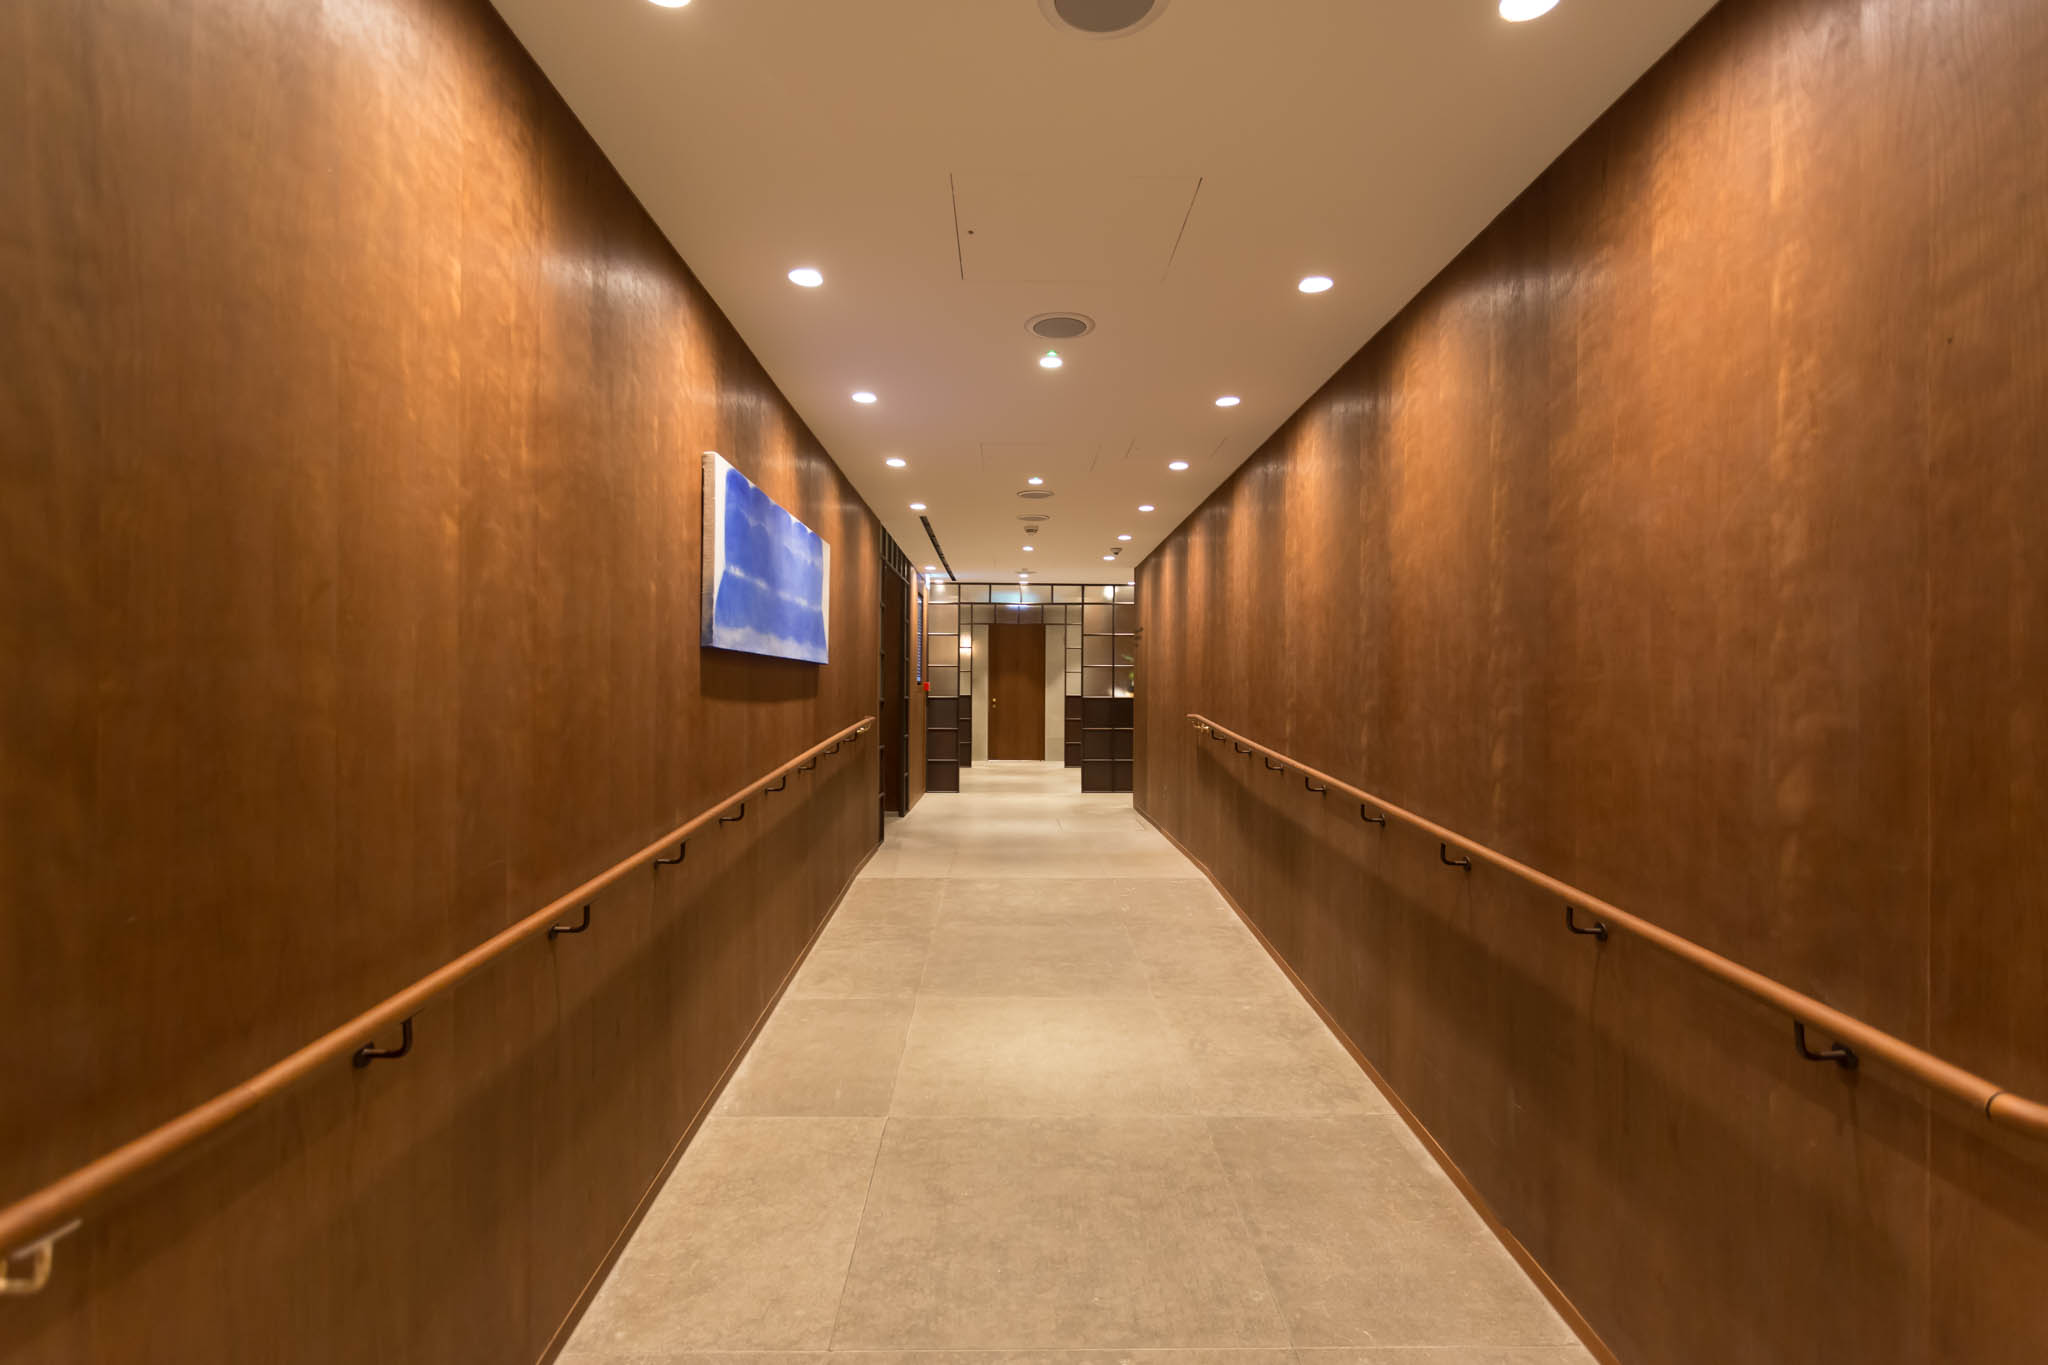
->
939;878;1132;922
891;996;1199;1116
1126;924;1298;1001
832;1117;1290;1349
919;919;1150;997
559;1356;1306;1365
1156;997;1388;1116
861;854;960;879
1207;1118;1575;1349
840;876;947;914
827;1354;1297;1365
718;997;915;1116
828;879;948;943
791;934;934;998
1109;878;1241;926
568;1118;884;1353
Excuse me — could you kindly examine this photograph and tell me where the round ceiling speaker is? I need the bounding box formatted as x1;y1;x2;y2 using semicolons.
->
1016;513;1052;522
1028;311;1096;340
1016;489;1056;500
1041;0;1168;38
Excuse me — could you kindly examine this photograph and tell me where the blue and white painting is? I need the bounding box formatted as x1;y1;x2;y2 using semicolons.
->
701;453;831;663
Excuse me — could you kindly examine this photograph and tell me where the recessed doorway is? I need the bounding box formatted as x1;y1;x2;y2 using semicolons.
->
987;622;1046;759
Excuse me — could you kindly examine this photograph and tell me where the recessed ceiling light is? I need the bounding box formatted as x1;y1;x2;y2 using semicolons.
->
787;267;823;288
1138;504;1156;512
1118;534;1133;541
1103;554;1116;562
1039;351;1064;370
885;457;907;468
852;391;878;404
909;501;927;510
1022;545;1035;552
1168;460;1190;471
1298;275;1334;294
1027;476;1044;486
648;0;691;8
924;564;937;571
1499;0;1560;18
1214;395;1241;408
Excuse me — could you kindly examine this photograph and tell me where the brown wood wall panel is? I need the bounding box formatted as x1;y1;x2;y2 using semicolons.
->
1134;1;2048;1361
1;0;880;1360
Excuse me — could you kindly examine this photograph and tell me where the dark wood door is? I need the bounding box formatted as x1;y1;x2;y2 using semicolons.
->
987;623;1045;759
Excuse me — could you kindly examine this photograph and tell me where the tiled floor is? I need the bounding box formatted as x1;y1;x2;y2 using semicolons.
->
564;762;1590;1365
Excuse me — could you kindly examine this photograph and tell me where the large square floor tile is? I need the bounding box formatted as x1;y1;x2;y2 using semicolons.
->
938;878;1131;923
1207;1117;1576;1349
1156;996;1388;1116
919;919;1149;997
791;934;934;998
1127;924;1298;1001
718;997;915;1116
831;1117;1290;1349
567;1118;884;1353
1109;878;1242;926
891;996;1199;1116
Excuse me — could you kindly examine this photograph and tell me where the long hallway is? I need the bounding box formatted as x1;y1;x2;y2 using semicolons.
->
564;762;1588;1362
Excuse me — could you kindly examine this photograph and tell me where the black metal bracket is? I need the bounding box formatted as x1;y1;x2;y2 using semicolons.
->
720;802;747;826
1794;1021;1858;1070
655;842;687;867
1209;729;1227;742
1361;806;1387;826
1263;757;1287;772
1439;843;1472;870
765;774;788;794
824;742;842;756
1233;743;1253;755
353;1018;413;1068
549;904;593;939
1565;905;1609;942
1305;777;1328;795
798;758;818;773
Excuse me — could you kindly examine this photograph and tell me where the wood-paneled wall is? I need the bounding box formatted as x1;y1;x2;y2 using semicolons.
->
1136;0;2048;1360
1;0;880;1360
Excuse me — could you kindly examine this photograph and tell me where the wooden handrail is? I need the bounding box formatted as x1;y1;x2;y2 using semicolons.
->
1187;713;2048;1143
0;718;876;1274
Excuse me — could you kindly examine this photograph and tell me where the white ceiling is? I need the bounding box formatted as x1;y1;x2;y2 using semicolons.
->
487;0;1717;583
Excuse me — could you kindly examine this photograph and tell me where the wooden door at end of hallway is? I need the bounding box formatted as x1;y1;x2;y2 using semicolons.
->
987;623;1045;759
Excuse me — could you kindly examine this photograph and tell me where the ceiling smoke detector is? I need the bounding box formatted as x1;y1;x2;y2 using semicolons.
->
1041;0;1168;37
1027;312;1096;340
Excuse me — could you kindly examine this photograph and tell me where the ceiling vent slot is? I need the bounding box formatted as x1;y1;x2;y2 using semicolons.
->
1042;0;1167;38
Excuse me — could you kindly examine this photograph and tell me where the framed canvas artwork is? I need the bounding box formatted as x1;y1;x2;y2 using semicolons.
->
701;452;830;663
